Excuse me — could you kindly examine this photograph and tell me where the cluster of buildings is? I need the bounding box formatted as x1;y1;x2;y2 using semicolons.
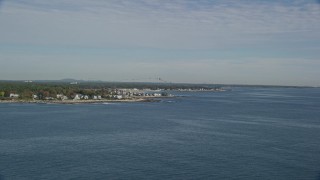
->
2;88;170;101
72;94;103;100
177;87;226;92
31;89;167;101
112;89;163;98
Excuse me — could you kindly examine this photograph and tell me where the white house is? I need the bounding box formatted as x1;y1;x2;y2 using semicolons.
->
57;94;68;100
114;95;122;99
45;97;54;100
73;94;81;100
153;93;162;97
9;93;19;98
32;94;38;99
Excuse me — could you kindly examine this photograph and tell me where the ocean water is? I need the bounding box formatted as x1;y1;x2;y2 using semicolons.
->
0;87;320;180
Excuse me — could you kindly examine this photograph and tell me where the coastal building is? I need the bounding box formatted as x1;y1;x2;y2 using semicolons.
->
33;94;38;99
9;93;19;98
73;94;81;100
114;95;122;99
57;94;68;100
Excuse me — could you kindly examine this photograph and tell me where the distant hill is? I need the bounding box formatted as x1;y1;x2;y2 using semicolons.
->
58;79;84;83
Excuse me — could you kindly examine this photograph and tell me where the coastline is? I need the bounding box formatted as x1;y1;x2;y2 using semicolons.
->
0;97;166;104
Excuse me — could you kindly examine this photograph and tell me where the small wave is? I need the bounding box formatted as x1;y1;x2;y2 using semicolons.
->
166;100;175;103
102;102;116;105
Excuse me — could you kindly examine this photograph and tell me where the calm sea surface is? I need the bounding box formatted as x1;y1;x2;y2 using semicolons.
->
0;87;320;180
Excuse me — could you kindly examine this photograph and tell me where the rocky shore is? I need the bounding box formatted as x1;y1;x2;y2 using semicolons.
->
0;97;164;104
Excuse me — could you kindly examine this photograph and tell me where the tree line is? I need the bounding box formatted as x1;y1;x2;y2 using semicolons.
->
0;82;105;100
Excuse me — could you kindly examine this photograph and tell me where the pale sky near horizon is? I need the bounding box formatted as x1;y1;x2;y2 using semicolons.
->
0;0;320;86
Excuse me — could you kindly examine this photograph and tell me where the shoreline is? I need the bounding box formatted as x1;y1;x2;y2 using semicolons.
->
0;97;168;104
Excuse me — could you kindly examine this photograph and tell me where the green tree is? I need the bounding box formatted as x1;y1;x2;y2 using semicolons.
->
37;91;44;100
49;89;57;98
0;91;4;97
43;91;50;98
4;91;10;97
20;90;33;99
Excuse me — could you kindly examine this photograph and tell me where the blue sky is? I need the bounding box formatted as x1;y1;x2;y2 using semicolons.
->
0;0;320;86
